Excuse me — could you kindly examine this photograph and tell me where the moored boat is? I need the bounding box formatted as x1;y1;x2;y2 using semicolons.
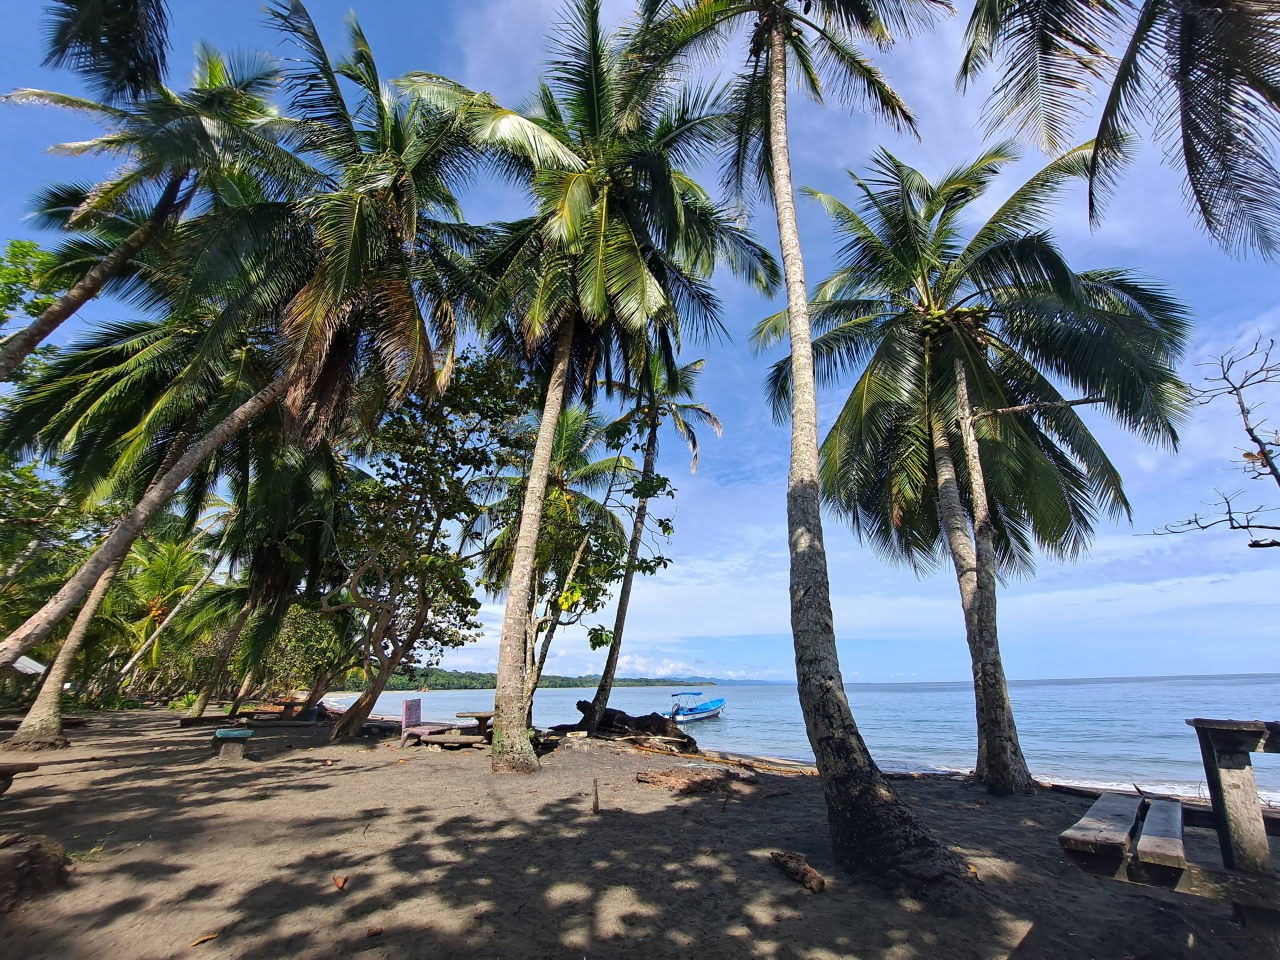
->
669;691;725;724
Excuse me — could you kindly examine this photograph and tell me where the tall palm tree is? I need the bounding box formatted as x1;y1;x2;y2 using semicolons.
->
756;142;1190;792
585;353;719;730
472;404;634;708
413;0;775;773
0;44;308;380
959;0;1280;256
42;0;171;105
0;1;536;670
639;0;961;883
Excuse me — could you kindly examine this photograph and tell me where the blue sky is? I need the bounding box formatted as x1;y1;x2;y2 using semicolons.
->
0;1;1276;683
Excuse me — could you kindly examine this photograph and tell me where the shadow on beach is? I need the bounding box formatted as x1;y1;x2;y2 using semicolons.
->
0;710;1259;959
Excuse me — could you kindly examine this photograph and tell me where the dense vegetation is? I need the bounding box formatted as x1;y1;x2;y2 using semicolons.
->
340;668;710;692
0;0;1275;888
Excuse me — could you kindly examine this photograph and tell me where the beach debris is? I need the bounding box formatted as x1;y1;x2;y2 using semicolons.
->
770;851;826;893
190;933;220;946
635;768;756;795
332;875;349;890
0;834;69;913
573;702;699;754
366;927;384;938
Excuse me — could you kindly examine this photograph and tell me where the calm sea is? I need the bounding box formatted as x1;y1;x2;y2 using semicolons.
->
326;673;1280;801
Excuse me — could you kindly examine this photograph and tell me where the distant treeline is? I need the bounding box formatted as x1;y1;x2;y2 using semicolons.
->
338;668;713;691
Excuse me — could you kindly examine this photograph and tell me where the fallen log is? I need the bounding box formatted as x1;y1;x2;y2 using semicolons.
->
573;701;698;754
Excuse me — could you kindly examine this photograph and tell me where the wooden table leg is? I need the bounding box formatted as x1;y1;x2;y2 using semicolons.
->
1195;727;1280;957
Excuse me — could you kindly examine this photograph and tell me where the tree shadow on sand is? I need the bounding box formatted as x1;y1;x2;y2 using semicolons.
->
0;725;1257;960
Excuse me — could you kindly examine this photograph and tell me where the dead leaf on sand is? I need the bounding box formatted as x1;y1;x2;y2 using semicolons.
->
366;927;384;938
333;875;349;890
190;933;219;946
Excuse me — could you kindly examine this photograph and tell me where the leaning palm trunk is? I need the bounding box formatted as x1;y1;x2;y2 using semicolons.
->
1;556;125;751
0;174;186;383
186;597;254;719
586;402;659;731
0;374;290;672
766;23;961;885
116;557;221;689
492;319;576;773
947;359;1033;794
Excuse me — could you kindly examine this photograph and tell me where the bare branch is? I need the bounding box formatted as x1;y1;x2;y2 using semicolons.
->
974;397;1104;421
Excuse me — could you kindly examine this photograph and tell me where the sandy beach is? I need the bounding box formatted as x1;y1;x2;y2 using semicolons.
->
0;710;1270;959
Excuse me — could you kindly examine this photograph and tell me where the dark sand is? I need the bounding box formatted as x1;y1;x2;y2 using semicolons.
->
0;710;1269;959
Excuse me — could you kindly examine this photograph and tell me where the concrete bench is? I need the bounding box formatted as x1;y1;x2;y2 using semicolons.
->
0;762;39;796
417;734;486;750
212;727;254;762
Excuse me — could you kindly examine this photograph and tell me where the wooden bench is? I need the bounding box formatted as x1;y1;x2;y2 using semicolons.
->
0;762;39;796
1061;794;1280;950
212;727;254;762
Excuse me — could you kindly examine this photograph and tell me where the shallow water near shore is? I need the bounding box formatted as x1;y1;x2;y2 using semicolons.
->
328;672;1280;801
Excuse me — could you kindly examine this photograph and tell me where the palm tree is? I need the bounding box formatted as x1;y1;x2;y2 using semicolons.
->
2;504;205;750
959;0;1280;256
585;354;719;730
472;404;634;711
42;0;171;105
639;0;961;883
0;0;546;670
756;142;1190;793
0;43;308;381
414;0;775;773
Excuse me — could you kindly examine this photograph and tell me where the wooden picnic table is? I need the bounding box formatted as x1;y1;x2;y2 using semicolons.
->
456;711;494;739
1186;718;1280;954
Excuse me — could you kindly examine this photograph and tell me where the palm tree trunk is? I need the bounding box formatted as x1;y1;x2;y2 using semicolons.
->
766;21;961;887
492;318;576;773
950;359;1033;794
586;401;660;731
186;597;254;719
116;557;221;688
0;173;186;382
226;670;257;717
1;555;126;751
0;373;290;672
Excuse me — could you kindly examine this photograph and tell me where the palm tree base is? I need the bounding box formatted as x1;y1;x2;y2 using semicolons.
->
0;733;70;752
490;729;539;774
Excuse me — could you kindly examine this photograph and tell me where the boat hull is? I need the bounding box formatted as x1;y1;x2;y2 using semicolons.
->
670;698;725;724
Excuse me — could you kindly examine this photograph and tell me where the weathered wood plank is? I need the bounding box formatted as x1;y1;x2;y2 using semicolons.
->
1136;799;1186;870
1060;793;1142;858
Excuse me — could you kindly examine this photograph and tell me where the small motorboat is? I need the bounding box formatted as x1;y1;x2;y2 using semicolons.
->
669;691;725;724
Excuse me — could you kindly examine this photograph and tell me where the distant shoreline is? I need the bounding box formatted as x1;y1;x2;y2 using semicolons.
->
332;670;1280;693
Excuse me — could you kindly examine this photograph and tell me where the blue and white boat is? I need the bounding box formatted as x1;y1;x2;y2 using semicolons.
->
669;691;725;724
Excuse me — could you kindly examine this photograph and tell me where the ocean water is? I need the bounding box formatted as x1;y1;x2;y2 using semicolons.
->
326;673;1280;800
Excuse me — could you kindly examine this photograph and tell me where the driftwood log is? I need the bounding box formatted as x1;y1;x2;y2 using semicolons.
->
770;851;825;893
573;702;699;754
0;834;68;913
